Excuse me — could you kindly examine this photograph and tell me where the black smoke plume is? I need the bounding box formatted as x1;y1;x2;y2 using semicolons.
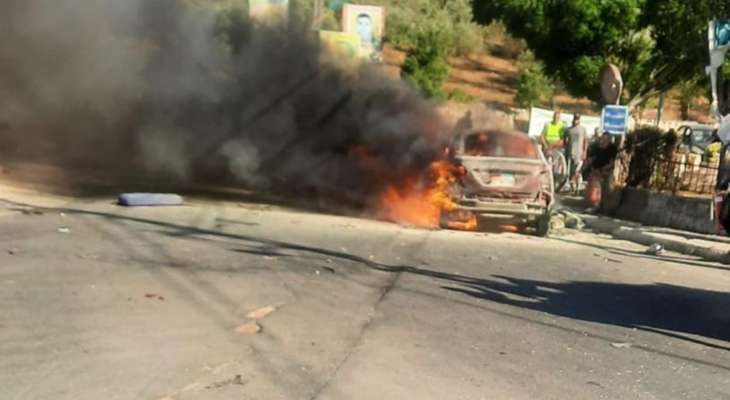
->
0;0;446;207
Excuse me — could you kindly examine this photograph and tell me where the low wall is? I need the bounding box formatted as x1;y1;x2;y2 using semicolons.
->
609;187;716;234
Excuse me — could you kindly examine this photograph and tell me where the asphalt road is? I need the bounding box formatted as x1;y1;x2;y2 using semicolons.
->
2;185;730;400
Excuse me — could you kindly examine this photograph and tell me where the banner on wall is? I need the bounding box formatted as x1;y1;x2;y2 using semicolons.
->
320;30;361;64
342;4;385;62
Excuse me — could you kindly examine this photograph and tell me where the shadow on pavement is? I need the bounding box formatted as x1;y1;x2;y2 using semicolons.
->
555;237;730;272
2;197;729;353
444;275;730;350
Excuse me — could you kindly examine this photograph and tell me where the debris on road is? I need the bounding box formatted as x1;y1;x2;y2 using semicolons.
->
145;293;165;301
550;213;566;232
562;211;585;229
21;209;44;216
235;321;261;335
57;227;71;234
118;193;184;207
593;252;623;263
205;374;246;389
610;342;632;349
321;266;335;274
246;305;276;320
7;249;17;255
646;243;665;256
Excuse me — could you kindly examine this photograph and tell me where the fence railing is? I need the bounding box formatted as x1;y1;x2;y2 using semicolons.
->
623;152;719;196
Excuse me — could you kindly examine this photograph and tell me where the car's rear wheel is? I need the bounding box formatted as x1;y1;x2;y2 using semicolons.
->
535;210;552;237
438;212;451;229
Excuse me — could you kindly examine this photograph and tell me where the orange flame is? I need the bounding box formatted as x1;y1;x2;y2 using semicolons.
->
378;160;477;230
347;144;477;231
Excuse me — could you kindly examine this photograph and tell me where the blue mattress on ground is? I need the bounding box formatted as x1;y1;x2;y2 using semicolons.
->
118;193;184;207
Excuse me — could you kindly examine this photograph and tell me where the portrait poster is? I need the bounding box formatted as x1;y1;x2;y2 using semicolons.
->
342;5;385;61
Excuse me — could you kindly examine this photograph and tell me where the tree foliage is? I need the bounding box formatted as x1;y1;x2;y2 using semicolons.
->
474;0;730;108
675;78;706;120
401;29;450;99
514;51;555;109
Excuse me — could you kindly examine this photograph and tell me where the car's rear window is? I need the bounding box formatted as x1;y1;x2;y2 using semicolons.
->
462;131;538;159
692;128;714;144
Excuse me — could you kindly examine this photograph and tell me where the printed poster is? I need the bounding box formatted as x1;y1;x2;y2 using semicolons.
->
342;4;385;61
320;30;361;62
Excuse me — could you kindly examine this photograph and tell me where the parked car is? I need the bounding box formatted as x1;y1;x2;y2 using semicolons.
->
678;124;717;154
443;129;555;236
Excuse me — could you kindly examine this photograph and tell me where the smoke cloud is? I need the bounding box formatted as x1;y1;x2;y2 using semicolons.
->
0;0;446;207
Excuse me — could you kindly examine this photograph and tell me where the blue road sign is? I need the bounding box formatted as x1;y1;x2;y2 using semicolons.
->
602;105;629;135
716;19;730;48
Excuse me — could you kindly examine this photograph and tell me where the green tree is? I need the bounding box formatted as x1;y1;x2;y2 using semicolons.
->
401;29;450;99
514;51;555;109
675;78;706;120
474;0;730;108
475;0;644;103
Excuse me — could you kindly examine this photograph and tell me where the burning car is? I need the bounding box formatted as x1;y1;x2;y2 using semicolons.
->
441;129;555;236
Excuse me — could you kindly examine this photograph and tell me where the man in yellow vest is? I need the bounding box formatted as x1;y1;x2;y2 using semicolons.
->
540;111;566;149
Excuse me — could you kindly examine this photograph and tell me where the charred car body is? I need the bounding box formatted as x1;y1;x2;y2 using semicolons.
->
442;130;555;236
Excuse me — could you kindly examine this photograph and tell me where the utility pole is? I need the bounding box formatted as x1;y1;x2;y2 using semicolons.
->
656;92;665;127
312;0;324;30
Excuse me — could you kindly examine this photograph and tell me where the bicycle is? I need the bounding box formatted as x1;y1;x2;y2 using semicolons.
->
543;147;569;193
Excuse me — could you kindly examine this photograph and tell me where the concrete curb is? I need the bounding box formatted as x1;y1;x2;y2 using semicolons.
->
583;217;730;265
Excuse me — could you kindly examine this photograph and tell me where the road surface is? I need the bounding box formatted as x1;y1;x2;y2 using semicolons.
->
1;184;729;400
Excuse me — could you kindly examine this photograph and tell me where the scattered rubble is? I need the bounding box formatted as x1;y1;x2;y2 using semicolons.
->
645;243;665;256
246;305;276;320
22;209;44;215
57;227;71;234
610;342;632;349
145;293;165;301
205;374;246;389
550;213;566;231
563;211;585;229
235;321;261;335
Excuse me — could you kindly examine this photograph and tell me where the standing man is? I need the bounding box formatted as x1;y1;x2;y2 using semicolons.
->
586;131;619;211
564;114;588;193
540;111;566;150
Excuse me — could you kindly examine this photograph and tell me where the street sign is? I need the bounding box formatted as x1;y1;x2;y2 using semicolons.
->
714;19;730;49
599;64;623;105
601;105;629;135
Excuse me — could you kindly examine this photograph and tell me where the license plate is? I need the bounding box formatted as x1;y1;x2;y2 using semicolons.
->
491;173;515;186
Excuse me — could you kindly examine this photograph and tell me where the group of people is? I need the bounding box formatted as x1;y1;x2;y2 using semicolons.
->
539;111;618;199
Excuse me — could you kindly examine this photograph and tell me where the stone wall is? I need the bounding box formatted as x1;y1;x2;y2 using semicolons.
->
608;187;716;234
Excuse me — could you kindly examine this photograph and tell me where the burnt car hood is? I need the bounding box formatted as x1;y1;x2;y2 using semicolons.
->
456;156;549;198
